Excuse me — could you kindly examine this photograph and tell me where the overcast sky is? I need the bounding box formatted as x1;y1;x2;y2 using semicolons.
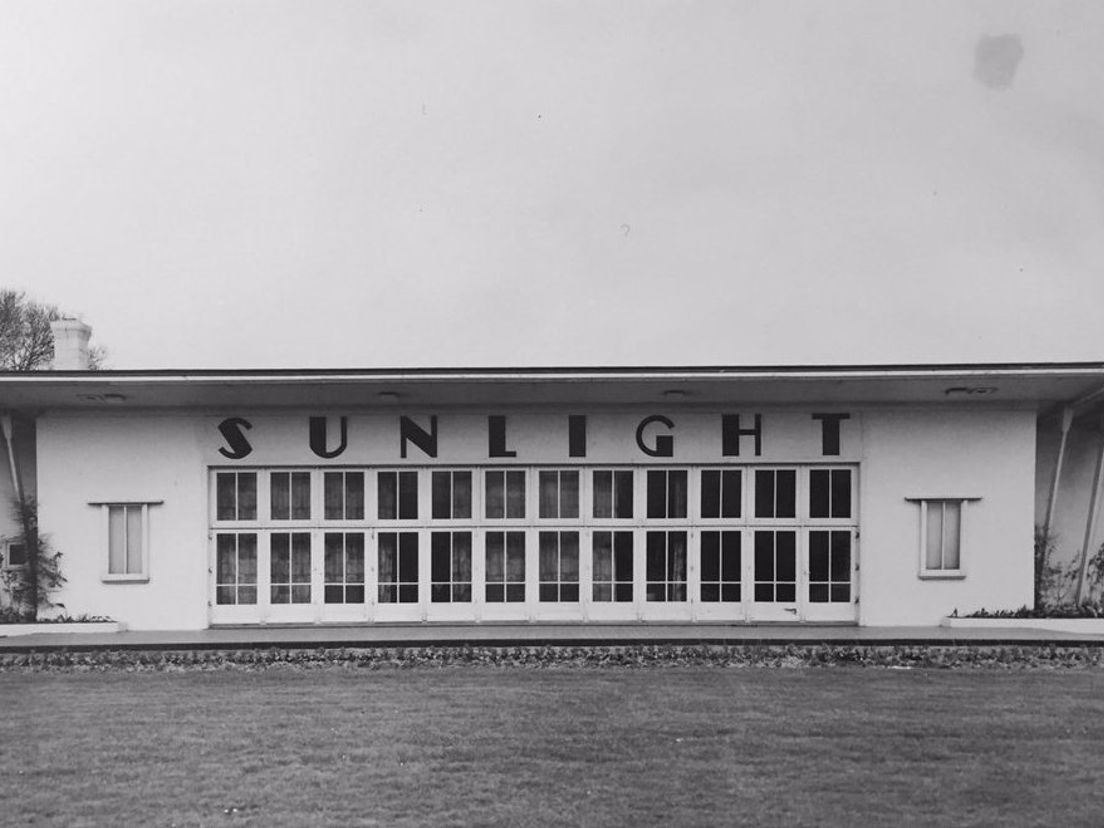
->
2;1;1102;369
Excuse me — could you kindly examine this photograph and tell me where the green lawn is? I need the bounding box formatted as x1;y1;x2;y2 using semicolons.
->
4;666;1104;826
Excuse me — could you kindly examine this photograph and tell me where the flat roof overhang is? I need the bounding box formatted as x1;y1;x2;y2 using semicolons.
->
2;363;1104;414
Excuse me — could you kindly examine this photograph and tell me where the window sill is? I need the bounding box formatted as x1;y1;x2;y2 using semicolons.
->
918;571;966;580
101;574;150;584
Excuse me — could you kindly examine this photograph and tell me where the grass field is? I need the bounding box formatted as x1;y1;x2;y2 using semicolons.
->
4;665;1104;826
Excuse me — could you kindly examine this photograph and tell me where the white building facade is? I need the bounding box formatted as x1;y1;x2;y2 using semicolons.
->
3;361;1102;631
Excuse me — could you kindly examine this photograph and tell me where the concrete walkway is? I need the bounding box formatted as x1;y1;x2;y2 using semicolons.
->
4;622;1104;651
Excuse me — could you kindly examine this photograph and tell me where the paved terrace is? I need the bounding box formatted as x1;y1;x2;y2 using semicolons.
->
3;623;1104;652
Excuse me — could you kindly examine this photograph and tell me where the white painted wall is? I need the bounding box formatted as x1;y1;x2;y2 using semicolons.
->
37;413;209;629
858;408;1037;625
32;405;1037;630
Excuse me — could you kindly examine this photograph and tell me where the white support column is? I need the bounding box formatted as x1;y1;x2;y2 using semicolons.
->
1073;420;1104;605
1042;406;1074;539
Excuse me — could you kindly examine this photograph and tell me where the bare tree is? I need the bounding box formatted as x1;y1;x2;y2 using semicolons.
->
0;289;106;370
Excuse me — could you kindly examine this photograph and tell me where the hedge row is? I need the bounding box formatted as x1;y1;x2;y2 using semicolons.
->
3;643;1104;671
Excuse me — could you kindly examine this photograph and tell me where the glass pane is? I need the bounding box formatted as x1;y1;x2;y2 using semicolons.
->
216;474;235;521
721;471;741;518
754;532;774;580
701;532;720;582
325;584;343;604
721;532;741;581
831;584;850;603
668;532;687;582
378;473;397;520
216;585;235;605
506;584;525;602
125;505;143;574
754;471;774;518
238;586;257;604
831;532;851;581
324;473;344;520
831;470;851;518
216;535;236;581
346;473;365;520
539;533;557;580
291;534;311;580
560;472;579;519
925;503;944;569
432;472;451;519
647;471;666;518
777;584;796;602
614;472;634;518
809;531;829;581
944;502;961;569
271;473;290;520
399;472;418;519
379;584;397;604
291;584;311;604
453;473;472;519
721;584;740;602
810;584;829;603
593;471;612;518
593;533;612;581
347;535;365;581
238;474;256;520
702;584;719;602
346;585;364;603
614;533;633;579
378;533;396;583
399;533;418;580
594;583;613;602
668;472;688;519
325;534;343;580
777;532;796;582
646;532;665;581
271;535;290;582
454;533;472;580
485;472;504;519
486;584;505;603
809;470;830;519
506;471;525;518
291;473;310;519
239;535;257;581
486;534;505;582
701;471;720;519
539;471;558;518
614;583;633;602
776;471;796;518
432;533;450;582
561;534;579;581
506;534;525;580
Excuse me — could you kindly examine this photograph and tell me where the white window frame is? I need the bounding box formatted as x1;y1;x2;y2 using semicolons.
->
907;497;979;579
2;537;27;570
92;501;162;583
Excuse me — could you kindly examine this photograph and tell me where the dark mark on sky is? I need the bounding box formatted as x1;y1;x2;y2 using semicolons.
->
974;34;1024;90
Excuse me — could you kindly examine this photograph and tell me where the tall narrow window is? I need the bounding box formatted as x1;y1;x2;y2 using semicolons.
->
216;472;257;521
592;470;633;519
485;531;526;603
432;471;473;520
592;531;633;602
808;530;851;603
646;470;688;519
324;532;365;604
378;472;418;520
701;470;741;519
324;472;365;521
753;530;797;602
106;504;146;577
913;498;973;576
270;532;311;604
271;472;311;520
215;533;257;605
378;532;419;603
754;470;796;519
431;531;473;603
539;531;579;602
700;530;741;602
539;470;580;519
809;469;851;519
645;531;687;601
485;470;526;519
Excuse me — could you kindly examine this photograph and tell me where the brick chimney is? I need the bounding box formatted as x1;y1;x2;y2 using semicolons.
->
50;319;93;370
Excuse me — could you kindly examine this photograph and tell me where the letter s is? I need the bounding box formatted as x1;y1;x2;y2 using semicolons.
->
218;417;253;459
